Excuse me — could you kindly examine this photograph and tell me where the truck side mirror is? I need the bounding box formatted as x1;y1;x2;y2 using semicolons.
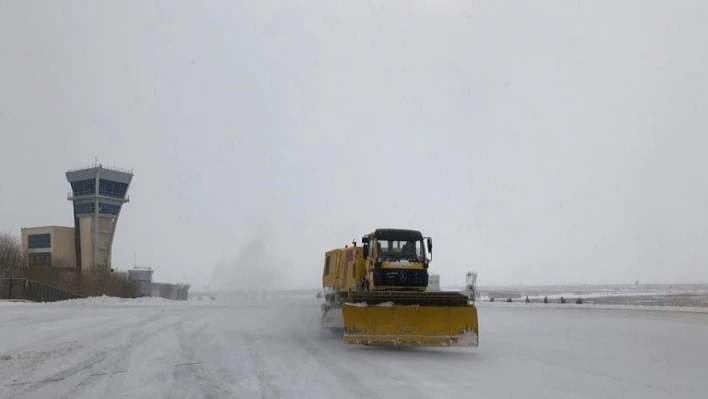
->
427;238;432;253
361;236;369;244
363;243;369;257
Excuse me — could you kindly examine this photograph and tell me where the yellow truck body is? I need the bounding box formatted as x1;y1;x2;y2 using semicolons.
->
320;228;478;348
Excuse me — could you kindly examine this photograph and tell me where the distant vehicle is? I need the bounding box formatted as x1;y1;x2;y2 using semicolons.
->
466;271;478;300
427;273;440;292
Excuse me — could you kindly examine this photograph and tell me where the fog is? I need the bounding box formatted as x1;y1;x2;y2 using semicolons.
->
210;221;288;292
1;1;708;289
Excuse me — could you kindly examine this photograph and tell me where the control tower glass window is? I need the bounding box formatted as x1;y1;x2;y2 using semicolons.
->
74;202;95;214
98;179;128;198
99;203;121;215
70;179;96;196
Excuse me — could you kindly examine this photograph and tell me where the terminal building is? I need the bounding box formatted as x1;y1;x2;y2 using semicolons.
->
21;164;133;274
20;163;190;300
128;266;190;301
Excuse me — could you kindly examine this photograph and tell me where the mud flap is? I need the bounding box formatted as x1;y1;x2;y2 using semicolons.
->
341;303;479;347
321;305;344;329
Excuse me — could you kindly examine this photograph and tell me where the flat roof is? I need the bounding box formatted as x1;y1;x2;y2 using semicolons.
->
66;166;133;184
374;228;424;239
21;225;74;230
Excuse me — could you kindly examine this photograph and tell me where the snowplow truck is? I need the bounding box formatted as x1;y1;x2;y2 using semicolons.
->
320;228;479;347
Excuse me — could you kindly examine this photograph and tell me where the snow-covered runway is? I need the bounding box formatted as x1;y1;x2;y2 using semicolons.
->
1;293;706;399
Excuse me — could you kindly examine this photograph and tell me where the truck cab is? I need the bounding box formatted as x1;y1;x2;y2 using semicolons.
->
360;228;433;291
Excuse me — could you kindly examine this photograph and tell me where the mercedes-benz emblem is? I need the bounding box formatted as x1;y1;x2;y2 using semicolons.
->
399;271;408;282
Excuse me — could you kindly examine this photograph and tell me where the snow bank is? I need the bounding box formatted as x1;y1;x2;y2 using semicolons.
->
345;302;369;307
45;295;194;307
475;300;708;314
0;300;33;307
343;301;421;308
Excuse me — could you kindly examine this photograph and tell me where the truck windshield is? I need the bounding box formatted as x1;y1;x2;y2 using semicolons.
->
377;239;422;261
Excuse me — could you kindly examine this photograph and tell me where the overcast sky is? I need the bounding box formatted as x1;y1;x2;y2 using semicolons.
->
1;1;707;289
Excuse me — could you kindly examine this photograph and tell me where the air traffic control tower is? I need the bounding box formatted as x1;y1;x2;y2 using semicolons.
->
66;164;133;274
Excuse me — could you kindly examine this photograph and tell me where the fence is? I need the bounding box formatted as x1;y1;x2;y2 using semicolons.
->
0;278;84;302
24;267;139;299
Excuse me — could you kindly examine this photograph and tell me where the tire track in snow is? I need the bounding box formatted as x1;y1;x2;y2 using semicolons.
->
166;313;236;399
294;336;382;399
4;311;184;398
301;329;447;399
59;314;187;398
1;313;153;396
1;311;138;362
6;350;110;398
242;333;281;399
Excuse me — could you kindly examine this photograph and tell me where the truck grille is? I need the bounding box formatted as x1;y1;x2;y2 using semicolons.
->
373;269;428;288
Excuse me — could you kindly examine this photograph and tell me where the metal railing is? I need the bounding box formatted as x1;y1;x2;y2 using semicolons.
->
0;278;84;302
66;163;134;175
67;192;130;201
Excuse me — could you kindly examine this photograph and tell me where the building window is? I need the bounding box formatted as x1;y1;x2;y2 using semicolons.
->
70;179;96;196
99;179;128;198
28;252;52;267
28;233;51;249
74;202;95;214
99;203;120;215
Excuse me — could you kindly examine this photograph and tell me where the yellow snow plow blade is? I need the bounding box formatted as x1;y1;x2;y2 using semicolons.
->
341;293;478;347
